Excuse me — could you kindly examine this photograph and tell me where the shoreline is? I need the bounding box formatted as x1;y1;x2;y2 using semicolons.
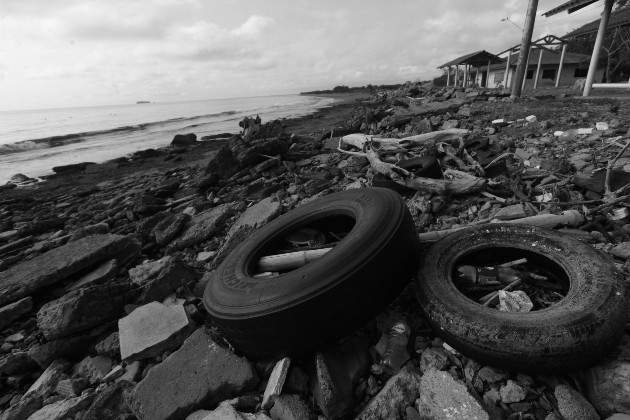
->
0;91;371;197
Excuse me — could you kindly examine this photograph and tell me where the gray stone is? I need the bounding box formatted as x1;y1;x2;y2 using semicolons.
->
23;359;70;400
356;365;422;420
262;357;291;410
476;366;509;384
270;394;315;420
168;203;237;251
129;328;258;420
128;256;199;303
117;360;142;383
65;259;118;291
37;282;133;340
0;234;140;307
55;378;86;398
0;352;37;376
119;302;192;361
500;380;527;403
226;197;282;237
0;395;42;420
0;297;33;332
186;401;271;420
419;348;450;373
417;368;488;420
555;384;599;420
26;393;93;420
607;415;630;420
95;332;119;357
68;223;110;242
28;334;92;368
311;336;370;419
493;204;526;221
80;380;133;420
72;355;113;385
153;213;188;246
609;242;630;260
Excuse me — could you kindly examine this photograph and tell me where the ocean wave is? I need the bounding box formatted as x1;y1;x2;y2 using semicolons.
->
0;109;244;156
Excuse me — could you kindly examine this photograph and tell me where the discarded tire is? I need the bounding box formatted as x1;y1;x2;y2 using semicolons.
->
416;224;629;373
204;187;420;359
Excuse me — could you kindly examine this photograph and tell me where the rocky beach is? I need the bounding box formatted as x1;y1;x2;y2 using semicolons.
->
1;84;630;420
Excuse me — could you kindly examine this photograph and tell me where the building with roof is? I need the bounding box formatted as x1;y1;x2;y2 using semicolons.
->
486;49;603;89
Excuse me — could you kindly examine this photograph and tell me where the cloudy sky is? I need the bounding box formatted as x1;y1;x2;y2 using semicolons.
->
0;0;608;110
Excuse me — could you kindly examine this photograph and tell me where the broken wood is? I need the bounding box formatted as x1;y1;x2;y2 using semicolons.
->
257;248;332;272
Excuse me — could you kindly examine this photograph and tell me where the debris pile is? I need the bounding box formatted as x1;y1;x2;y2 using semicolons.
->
0;85;629;419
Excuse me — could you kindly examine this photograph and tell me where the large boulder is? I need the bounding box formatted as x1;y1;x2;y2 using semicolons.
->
0;234;140;306
37;282;135;340
171;133;197;146
129;328;258;420
204;145;238;178
28;333;95;368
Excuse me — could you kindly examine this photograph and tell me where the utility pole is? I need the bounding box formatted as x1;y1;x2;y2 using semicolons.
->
511;0;539;98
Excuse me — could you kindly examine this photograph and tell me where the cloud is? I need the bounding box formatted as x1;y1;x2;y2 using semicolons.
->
231;15;274;37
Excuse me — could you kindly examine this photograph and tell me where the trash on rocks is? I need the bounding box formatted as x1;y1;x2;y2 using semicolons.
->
380;320;411;375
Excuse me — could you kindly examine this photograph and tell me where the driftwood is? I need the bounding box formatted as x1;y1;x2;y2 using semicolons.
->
364;146;486;195
341;128;470;151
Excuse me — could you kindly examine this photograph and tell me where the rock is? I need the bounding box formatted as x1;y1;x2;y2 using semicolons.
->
117;360;142;382
493;204;526;221
500;380;527;403
65;259;118;291
171;133;197;146
498;290;533;312
186;401;271;420
168;203;237;251
68;223;110;242
23;359;70;400
0;236;34;256
128;256;199;303
609;242;630;260
0;395;42;420
419;348;450;373
587;355;630;416
73;355;113;385
227;197;282;237
85;162;119;174
0;352;37;375
28;334;93;368
476;366;509;384
270;394;315;420
262;357;291;410
153;213;188;246
555;384;599;420
129;328;258;420
356;365;422;420
95;332;119;357
52;162;93;174
26;393;93;420
55;378;86;397
37;282;133;340
119;301;193;361
417;368;489;420
0;297;33;332
311;336;370;419
234;138;290;168
136;212;171;243
0;234;140;307
81;381;133;420
198;173;221;192
607;415;630;420
205;145;238;178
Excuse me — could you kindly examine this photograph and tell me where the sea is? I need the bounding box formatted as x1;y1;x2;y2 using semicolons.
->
0;95;336;184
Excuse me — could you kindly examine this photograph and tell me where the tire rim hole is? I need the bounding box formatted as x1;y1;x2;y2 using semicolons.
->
451;247;570;311
251;214;356;277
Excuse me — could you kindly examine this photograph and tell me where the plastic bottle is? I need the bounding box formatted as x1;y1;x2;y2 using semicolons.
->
456;265;523;285
380;320;411;375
